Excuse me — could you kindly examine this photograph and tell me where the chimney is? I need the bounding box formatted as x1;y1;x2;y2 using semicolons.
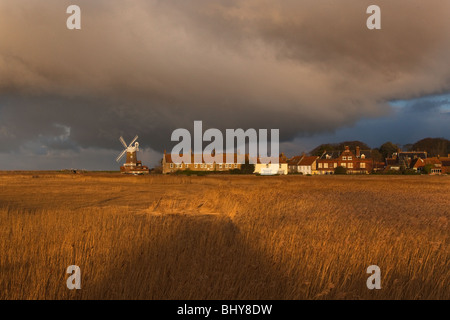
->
356;146;360;158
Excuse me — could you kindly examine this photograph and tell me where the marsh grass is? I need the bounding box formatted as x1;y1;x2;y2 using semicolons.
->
0;173;448;299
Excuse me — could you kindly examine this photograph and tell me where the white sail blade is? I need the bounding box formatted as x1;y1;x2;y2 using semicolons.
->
128;135;138;147
116;149;127;162
119;136;127;148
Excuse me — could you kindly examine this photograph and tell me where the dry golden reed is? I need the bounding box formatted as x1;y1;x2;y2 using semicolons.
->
0;172;448;299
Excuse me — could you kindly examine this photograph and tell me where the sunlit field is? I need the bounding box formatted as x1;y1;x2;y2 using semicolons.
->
0;172;448;299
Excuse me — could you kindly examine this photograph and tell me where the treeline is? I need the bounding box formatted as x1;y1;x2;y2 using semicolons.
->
309;137;450;159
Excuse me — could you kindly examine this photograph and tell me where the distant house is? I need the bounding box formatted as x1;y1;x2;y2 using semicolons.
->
316;146;373;174
440;155;450;174
372;161;386;173
385;150;427;172
288;155;318;175
425;159;443;175
441;161;450;174
254;154;288;175
162;151;244;174
385;159;401;172
411;158;426;172
288;156;302;174
162;151;288;175
412;155;450;175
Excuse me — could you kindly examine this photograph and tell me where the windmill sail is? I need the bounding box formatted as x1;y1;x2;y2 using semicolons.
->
128;135;139;147
116;149;127;162
119;136;127;148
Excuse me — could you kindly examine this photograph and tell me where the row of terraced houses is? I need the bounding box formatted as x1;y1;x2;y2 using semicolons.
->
162;146;450;175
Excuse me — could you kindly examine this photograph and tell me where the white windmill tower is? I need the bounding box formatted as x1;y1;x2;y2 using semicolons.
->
116;135;149;174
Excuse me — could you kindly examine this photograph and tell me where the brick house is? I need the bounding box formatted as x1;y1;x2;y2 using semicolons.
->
441;155;450;174
412;155;450;175
385;150;427;171
441;161;450;174
316;146;373;174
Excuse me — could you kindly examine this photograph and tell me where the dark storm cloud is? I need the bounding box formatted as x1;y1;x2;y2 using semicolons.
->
287;95;450;154
408;97;450;114
0;0;450;156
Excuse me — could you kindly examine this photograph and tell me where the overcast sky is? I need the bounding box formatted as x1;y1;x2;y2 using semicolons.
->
1;0;449;170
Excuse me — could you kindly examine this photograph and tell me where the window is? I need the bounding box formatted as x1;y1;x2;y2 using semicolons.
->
170;163;173;168
348;156;352;161
342;163;346;168
318;163;323;168
361;154;366;159
360;163;365;168
219;164;223;169
348;163;353;168
324;163;328;168
342;156;347;160
334;163;337;168
194;164;198;168
234;164;238;168
200;164;204;168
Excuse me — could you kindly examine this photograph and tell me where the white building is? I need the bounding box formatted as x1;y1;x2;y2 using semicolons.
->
288;155;319;175
254;157;288;175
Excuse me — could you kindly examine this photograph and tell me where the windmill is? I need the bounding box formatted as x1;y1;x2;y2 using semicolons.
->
116;135;149;174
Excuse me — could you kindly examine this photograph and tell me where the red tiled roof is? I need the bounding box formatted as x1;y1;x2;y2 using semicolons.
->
425;158;442;165
298;156;318;166
411;158;425;168
287;156;303;165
